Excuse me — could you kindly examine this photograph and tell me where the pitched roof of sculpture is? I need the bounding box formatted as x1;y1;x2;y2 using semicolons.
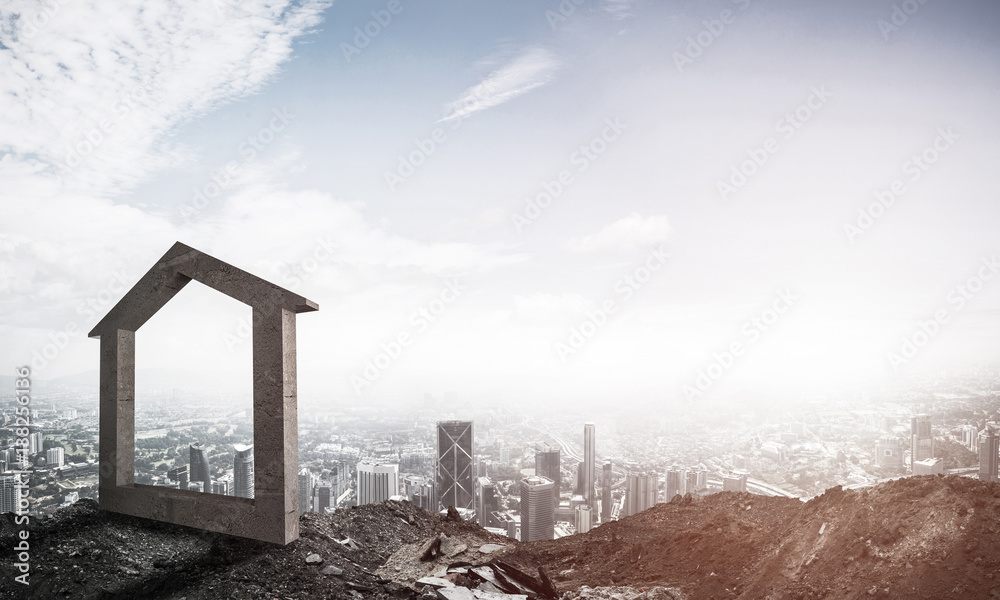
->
89;241;318;338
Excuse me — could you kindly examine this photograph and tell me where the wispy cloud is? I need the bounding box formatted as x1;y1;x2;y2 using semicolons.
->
602;0;636;20
566;213;670;254
439;47;562;123
0;0;331;194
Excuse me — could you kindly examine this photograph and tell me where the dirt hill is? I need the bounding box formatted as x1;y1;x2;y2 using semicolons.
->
2;476;999;599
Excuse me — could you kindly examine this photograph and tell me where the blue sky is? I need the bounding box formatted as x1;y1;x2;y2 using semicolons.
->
2;0;1000;409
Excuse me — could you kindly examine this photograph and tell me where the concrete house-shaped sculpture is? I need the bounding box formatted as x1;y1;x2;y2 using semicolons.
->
88;242;318;544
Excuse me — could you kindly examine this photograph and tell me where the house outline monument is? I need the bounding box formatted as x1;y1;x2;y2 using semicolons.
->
89;241;318;544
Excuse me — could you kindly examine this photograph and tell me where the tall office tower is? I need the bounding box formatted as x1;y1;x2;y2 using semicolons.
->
685;470;698;494
520;476;555;542
189;442;211;489
875;437;905;469
979;424;1000;483
534;445;561;509
437;421;475;512
0;475;20;514
963;424;981;452
168;465;189;490
46;447;65;468
624;471;658;517
722;470;748;492
575;505;592;534
233;444;254;499
29;432;43;456
665;467;686;501
313;482;332;513
476;476;499;527
601;461;612;523
298;468;315;514
212;477;231;495
910;415;934;469
583;423;596;509
357;462;399;505
403;475;436;511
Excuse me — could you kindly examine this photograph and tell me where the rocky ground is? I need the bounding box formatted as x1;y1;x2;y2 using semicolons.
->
501;476;1000;599
2;476;999;599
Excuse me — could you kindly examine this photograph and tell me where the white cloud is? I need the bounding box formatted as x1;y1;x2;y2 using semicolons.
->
566;213;670;254
439;47;561;123
0;0;331;194
601;0;635;20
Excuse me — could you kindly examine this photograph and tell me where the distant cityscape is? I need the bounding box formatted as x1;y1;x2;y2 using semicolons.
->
2;368;1000;542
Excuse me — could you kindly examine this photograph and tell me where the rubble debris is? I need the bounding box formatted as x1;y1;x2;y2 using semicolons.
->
479;544;505;554
417;576;455;588
306;552;324;564
321;565;344;576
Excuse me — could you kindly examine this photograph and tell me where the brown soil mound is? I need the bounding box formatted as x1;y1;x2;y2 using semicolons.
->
499;476;1000;599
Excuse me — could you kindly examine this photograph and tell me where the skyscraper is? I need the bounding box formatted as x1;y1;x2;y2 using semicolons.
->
0;475;20;514
46;447;65;468
298;468;314;514
910;415;934;469
601;461;612;523
476;476;498;527
357;462;399;505
520;475;555;542
168;465;189;490
575;505;592;534
233;444;254;499
534;445;561;509
189;442;211;490
583;423;595;509
29;431;43;456
665;467;686;501
313;482;332;513
979;424;1000;483
624;471;658;517
437;421;475;512
403;474;435;511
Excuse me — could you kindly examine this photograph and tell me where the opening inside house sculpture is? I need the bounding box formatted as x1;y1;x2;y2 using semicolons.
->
88;241;318;544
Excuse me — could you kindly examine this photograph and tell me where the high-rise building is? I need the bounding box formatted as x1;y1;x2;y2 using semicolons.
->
583;423;596;509
189;442;211;490
910;415;934;469
212;476;231;495
665;467;686;501
962;424;980;452
685;470;698;494
436;421;475;512
403;474;436;511
46;447;65;468
575;505;592;534
298;468;315;514
476;476;498;527
875;437;905;469
979;424;1000;483
601;461;612;523
0;475;20;514
29;432;43;456
624;471;658;517
233;444;254;499
520;475;555;542
535;445;561;509
168;465;189;490
722;470;748;493
313;482;332;513
357;462;399;505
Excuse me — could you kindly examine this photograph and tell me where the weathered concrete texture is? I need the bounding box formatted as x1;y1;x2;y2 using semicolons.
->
88;241;318;545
